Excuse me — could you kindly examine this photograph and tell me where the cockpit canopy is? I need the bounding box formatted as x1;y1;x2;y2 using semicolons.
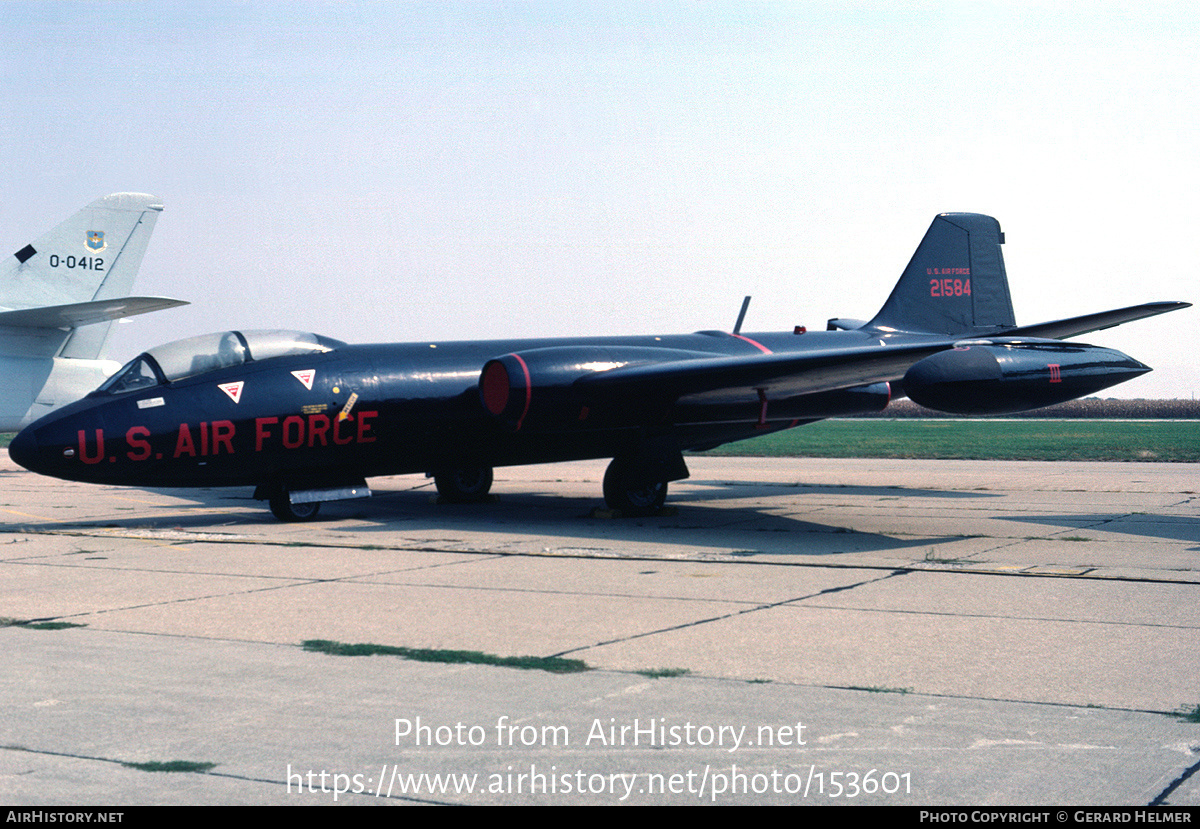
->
97;329;344;394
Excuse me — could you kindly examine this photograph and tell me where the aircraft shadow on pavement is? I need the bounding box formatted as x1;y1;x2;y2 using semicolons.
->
317;487;963;557
1000;513;1200;550
679;478;1003;502
0;479;981;557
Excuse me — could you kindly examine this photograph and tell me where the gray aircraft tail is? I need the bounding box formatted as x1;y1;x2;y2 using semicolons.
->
0;193;182;359
865;213;1016;336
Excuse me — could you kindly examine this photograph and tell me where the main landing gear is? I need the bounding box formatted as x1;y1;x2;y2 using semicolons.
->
258;454;683;520
604;451;691;515
603;458;668;515
433;466;494;503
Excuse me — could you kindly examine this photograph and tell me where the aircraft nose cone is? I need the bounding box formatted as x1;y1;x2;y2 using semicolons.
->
8;426;39;472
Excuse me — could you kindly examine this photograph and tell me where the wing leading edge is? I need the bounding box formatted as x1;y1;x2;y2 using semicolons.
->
998;301;1189;341
574;339;949;406
0;296;189;330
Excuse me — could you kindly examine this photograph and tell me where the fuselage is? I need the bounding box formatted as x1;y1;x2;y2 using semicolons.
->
7;327;900;490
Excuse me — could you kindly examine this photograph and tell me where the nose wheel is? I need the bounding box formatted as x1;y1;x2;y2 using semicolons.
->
267;487;322;522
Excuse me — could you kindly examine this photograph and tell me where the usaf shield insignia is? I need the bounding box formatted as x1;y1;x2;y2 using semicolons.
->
86;230;106;251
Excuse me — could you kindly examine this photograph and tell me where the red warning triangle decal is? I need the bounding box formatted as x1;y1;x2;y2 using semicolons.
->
291;369;315;390
219;381;244;403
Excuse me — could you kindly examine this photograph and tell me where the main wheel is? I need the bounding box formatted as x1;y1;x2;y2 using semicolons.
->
434;466;494;503
603;457;668;515
268;489;321;522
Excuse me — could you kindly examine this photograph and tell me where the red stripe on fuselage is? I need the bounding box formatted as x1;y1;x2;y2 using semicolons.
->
511;352;532;431
730;334;772;354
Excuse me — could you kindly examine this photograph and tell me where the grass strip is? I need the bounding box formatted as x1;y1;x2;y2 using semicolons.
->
302;639;590;674
120;760;216;773
1;617;86;630
704;420;1200;462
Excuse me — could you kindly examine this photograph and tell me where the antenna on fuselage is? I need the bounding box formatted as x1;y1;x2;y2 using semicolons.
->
732;296;751;335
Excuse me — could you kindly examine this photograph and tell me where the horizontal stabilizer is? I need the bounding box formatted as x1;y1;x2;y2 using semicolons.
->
1002;301;1190;340
0;296;188;329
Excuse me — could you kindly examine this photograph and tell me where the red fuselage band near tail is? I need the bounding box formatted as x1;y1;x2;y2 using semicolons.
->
730;334;772;354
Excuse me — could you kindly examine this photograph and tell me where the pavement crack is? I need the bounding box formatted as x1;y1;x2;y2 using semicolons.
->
551;569;908;658
1148;755;1200;807
0;744;451;805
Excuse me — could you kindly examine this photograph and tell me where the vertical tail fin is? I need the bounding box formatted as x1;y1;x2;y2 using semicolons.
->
0;193;164;359
866;213;1015;335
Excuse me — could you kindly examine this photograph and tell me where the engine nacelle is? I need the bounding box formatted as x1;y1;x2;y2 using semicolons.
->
479;345;714;431
903;338;1150;415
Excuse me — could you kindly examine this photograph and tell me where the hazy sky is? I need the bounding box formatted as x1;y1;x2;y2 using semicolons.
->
2;1;1196;397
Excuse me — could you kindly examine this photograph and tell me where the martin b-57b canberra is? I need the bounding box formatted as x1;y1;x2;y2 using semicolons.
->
8;213;1189;520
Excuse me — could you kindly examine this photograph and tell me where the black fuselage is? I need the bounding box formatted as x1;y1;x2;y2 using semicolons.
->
8;328;895;490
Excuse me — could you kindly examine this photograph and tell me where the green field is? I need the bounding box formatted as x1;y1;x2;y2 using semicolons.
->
703;419;1200;463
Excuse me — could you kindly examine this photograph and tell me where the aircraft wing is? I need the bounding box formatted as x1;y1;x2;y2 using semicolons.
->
571;301;1193;409
575;340;949;405
0;297;189;329
1000;301;1190;340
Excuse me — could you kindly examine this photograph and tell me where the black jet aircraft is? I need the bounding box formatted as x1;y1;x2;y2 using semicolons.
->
8;213;1189;521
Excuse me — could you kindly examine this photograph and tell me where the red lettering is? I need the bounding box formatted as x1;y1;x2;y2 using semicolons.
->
78;429;105;464
199;421;209;456
357;410;377;443
307;414;330;447
255;417;278;452
173;423;196;458
931;278;971;298
282;415;305;449
211;420;235;455
333;414;354;445
126;426;151;461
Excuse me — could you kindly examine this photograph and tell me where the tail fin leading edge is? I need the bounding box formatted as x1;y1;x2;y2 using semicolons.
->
867;213;1016;336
